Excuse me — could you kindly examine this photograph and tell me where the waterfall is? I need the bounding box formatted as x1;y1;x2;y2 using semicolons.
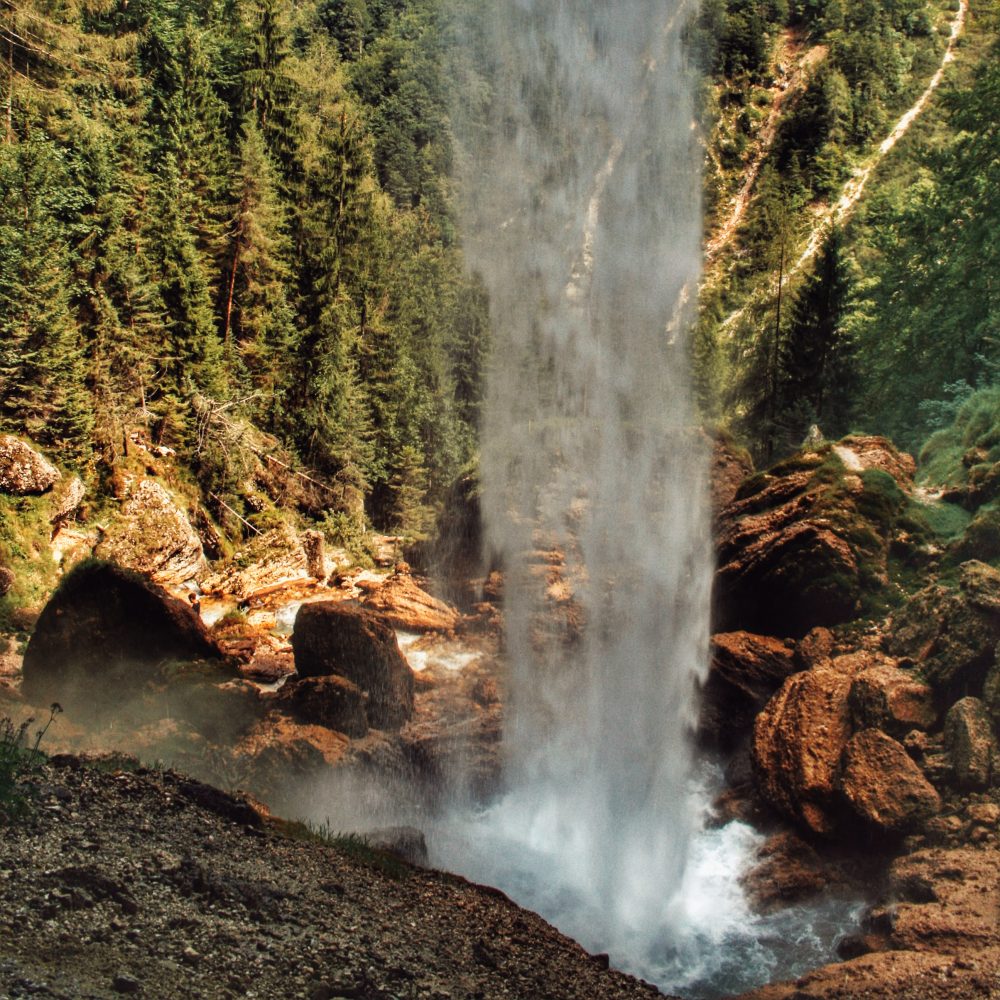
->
441;0;715;979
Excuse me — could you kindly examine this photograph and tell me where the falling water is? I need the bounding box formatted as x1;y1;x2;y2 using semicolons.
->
441;0;717;985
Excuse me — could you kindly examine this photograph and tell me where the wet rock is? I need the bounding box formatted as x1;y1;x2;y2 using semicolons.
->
796;626;836;669
357;568;461;633
292;603;414;730
709;433;754;517
364;826;428;866
0;435;60;494
944;697;997;789
698;631;798;750
22;561;223;710
740;831;832;910
204;523;309;600
886;561;1000;695
302;530;325;581
751;664;855;835
835;435;917;490
275;676;368;738
95;479;206;589
849;662;937;738
837;729;941;834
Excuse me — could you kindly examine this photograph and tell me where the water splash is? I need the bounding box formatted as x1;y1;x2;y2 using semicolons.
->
445;0;713;969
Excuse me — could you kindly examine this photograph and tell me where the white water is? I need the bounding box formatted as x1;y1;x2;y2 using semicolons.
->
442;0;718;983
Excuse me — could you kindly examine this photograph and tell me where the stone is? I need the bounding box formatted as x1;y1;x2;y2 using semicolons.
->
944;697;997;789
837;729;941;834
849;662;937;738
22;561;223;710
202;523;308;599
364;826;428;866
275;676;368;738
835;435;917;490
697;631;798;750
95;479;206;589
887;562;1000;695
709;433;754;517
751;665;855;835
302;530;326;581
796;626;835;669
292;603;414;730
740;831;832;911
0;566;13;598
0;435;59;494
357;568;461;633
50;475;86;525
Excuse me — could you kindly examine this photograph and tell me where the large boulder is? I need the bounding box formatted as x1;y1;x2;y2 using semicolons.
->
714;441;913;637
886;561;1000;695
849;661;937;738
357;567;461;633
95;479;206;589
292;603;414;730
0;435;60;494
698;631;798;750
203;523;308;599
751;664;856;835
837;728;941;834
943;697;997;789
22;562;222;710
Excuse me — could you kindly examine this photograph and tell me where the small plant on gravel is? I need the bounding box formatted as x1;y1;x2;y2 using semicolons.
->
0;703;62;824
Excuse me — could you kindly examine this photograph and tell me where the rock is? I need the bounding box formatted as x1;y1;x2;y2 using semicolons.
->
95;479;206;589
715;442;909;637
358;568;461;633
835;435;917;490
0;435;60;494
275;676;368;738
886;561;1000;695
698;632;798;750
202;523;308;599
849;662;937;738
0;565;13;597
740;831;832;911
751;664;855;835
50;475;86;525
709;433;754;517
292;603;414;730
22;561;223;710
943;697;997;789
837;729;941;834
302;530;326;580
796;626;835;669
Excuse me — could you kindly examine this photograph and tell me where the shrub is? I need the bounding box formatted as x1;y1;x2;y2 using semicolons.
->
0;704;61;824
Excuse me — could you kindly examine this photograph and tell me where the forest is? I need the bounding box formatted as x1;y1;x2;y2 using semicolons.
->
1;0;997;539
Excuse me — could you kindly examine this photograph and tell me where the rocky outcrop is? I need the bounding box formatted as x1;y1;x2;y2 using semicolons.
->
203;523;309;599
95;479;206;589
698;631;798;749
849;661;937;738
49;474;85;526
887;561;1000;695
834;434;917;489
22;562;223;710
710;433;754;516
943;697;996;789
0;435;60;494
837;729;941;833
357;566;461;633
715;440;916;637
292;603;414;730
275;676;368;738
752;664;856;835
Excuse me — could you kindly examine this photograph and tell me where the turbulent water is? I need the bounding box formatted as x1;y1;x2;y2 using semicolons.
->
443;0;717;984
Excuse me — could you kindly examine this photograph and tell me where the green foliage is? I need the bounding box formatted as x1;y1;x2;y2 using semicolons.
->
919;386;1000;487
0;705;61;825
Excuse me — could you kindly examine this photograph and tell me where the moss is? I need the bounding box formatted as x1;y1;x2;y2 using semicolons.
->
856;469;907;530
733;471;769;501
949;507;1000;565
919;386;1000;487
0;494;61;632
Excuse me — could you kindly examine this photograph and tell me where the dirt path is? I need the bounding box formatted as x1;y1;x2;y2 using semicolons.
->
704;30;827;265
715;0;968;332
793;0;969;271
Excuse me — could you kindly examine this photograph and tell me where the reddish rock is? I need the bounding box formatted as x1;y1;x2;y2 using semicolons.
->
698;632;798;750
751;665;855;835
849;663;937;738
292;603;414;730
740;831;833;911
944;697;996;789
836;435;917;490
796;626;836;669
358;569;461;632
22;561;224;710
275;675;368;738
837;729;941;834
709;433;754;516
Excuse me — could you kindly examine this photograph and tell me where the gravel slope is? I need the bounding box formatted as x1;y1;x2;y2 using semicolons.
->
0;758;669;1000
